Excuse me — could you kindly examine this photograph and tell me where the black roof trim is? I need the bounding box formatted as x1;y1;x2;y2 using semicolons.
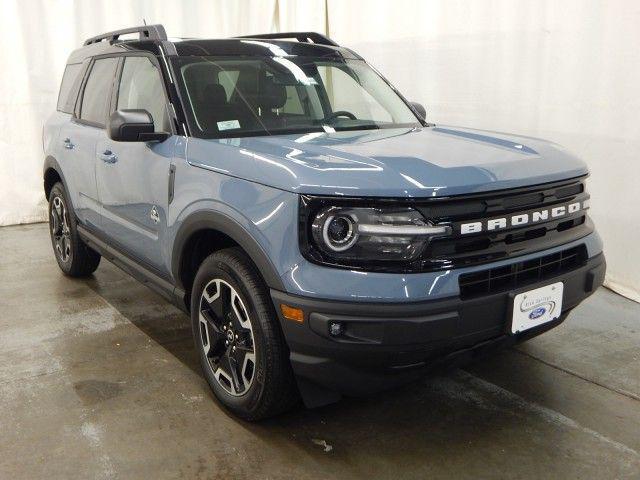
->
84;24;167;46
71;25;355;62
235;31;338;47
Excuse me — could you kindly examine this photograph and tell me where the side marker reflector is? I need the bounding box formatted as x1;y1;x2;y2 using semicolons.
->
280;304;304;323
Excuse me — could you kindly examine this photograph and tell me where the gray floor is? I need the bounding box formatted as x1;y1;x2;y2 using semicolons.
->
1;223;639;480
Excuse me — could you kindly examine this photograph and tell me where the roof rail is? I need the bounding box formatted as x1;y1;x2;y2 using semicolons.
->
83;24;168;46
236;31;339;47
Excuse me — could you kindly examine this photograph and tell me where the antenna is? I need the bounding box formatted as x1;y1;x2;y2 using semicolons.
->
143;18;147;26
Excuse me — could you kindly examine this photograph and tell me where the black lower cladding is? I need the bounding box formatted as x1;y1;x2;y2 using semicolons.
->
271;251;605;399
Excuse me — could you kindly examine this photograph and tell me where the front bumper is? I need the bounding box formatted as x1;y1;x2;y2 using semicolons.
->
271;252;606;406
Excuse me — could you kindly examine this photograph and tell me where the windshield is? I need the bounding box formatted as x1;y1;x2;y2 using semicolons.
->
172;55;422;138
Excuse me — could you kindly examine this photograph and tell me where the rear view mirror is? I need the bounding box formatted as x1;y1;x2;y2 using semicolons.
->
410;102;426;121
108;109;169;142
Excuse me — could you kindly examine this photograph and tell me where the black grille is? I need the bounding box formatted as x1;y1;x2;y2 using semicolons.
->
459;245;588;298
417;177;592;270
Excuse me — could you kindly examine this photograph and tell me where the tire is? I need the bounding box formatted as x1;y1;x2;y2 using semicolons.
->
48;182;101;277
190;247;298;420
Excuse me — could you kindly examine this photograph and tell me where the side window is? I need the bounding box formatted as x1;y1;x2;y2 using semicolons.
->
57;63;82;113
80;58;118;125
117;56;169;132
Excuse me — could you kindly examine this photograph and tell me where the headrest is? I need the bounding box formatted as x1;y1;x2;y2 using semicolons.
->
183;63;220;91
257;80;287;109
202;83;227;106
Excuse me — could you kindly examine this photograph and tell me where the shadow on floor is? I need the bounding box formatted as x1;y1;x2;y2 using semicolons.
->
83;267;201;375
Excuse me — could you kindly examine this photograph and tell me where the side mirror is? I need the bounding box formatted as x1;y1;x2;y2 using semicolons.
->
108;109;169;142
410;102;426;121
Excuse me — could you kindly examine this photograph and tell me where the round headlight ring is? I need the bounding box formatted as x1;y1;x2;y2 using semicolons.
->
321;214;358;252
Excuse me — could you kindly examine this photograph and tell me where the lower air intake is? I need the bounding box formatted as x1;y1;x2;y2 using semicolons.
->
459;245;588;299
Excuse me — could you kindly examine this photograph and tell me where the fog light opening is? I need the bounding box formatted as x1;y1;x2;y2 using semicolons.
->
329;321;344;337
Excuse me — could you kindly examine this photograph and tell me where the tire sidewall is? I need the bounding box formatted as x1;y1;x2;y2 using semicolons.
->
48;183;75;272
190;254;270;415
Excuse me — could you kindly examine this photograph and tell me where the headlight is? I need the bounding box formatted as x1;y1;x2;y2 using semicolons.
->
300;197;451;270
318;209;358;252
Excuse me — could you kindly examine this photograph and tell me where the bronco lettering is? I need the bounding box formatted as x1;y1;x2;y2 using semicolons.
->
459;200;587;234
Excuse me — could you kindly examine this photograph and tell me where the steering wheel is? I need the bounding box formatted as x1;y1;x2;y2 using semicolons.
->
325;110;358;121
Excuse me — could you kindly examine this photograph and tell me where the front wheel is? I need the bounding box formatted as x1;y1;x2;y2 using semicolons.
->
190;248;298;420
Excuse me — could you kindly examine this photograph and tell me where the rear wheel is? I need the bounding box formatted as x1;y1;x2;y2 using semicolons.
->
48;182;101;277
191;248;298;420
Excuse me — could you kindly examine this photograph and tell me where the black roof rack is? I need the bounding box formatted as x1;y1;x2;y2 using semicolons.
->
84;24;168;46
235;31;339;47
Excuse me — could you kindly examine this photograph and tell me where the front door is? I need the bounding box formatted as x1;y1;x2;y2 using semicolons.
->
96;55;175;275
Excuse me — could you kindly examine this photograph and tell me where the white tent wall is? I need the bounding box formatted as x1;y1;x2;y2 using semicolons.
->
276;0;327;32
1;0;638;302
327;0;640;302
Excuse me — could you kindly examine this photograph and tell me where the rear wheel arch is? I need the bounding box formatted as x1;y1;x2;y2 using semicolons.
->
43;156;67;200
172;211;285;308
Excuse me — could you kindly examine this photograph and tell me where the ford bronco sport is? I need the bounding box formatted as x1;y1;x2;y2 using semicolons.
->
43;25;606;420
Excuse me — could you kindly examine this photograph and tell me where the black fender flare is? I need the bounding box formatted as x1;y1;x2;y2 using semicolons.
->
171;210;285;292
43;155;68;197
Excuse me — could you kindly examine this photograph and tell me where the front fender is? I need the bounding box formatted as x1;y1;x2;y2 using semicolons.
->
170;200;298;292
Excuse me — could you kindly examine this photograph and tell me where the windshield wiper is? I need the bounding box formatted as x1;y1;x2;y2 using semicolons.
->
333;124;381;132
212;126;326;139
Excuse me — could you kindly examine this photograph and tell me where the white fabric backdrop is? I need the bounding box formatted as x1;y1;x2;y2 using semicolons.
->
1;0;638;302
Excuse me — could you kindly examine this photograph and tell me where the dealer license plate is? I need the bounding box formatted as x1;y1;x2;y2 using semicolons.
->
511;282;563;334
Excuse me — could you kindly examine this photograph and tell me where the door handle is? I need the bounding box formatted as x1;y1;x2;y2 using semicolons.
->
99;150;118;164
63;138;75;149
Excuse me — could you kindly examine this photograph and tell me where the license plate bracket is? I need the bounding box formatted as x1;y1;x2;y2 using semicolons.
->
509;282;564;334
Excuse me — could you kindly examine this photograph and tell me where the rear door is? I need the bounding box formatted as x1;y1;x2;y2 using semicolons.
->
54;62;87;220
61;57;119;228
95;55;175;275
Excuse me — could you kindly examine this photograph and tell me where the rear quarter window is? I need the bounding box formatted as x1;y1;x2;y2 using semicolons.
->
56;63;83;114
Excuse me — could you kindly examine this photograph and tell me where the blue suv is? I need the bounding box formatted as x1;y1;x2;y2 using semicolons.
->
44;25;605;420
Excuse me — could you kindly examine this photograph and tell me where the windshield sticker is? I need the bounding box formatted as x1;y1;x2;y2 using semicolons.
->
217;120;241;131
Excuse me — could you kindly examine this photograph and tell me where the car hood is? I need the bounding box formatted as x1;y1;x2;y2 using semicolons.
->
188;126;588;197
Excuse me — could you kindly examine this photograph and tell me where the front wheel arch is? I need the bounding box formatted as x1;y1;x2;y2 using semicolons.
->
172;211;285;308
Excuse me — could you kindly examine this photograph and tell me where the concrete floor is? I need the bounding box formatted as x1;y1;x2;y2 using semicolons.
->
1;222;639;480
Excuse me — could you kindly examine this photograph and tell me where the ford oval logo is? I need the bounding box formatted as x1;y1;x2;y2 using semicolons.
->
529;307;546;320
